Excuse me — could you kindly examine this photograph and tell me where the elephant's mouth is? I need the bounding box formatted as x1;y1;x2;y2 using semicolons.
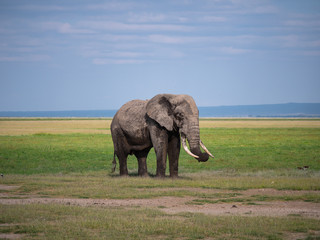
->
180;135;214;161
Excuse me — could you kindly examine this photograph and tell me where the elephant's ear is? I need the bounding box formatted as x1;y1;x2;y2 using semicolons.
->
146;94;174;131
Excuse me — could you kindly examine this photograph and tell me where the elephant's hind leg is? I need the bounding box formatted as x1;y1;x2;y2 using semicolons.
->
134;148;151;177
116;151;129;176
111;127;129;176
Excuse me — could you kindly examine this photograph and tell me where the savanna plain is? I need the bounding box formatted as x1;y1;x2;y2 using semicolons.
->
0;118;320;239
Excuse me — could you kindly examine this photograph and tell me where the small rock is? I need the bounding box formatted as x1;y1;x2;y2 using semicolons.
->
231;205;237;208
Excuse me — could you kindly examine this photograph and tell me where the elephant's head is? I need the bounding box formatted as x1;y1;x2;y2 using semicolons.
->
146;94;214;162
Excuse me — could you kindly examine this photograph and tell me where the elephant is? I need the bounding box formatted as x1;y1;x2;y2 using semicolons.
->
110;94;214;178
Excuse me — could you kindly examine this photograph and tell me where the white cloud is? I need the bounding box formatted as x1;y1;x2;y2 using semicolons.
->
86;2;137;11
252;5;278;14
93;58;144;65
309;40;320;47
273;35;320;49
285;19;320;28
229;0;278;14
194;0;278;15
99;34;144;42
220;46;250;54
100;51;144;58
114;51;144;58
19;5;69;11
81;21;193;32
169;50;186;58
57;23;90;34
148;35;184;44
41;22;94;34
2;0;318;67
0;55;51;62
127;13;166;23
301;50;320;56
201;16;227;22
148;34;217;44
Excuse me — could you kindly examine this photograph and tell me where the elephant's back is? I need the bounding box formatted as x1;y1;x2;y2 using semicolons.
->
117;99;147;119
112;99;148;135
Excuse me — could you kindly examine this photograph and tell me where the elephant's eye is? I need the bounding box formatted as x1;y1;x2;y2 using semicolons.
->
175;112;184;121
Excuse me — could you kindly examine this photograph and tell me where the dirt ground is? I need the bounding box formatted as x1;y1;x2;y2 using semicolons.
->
1;186;320;240
1;185;319;219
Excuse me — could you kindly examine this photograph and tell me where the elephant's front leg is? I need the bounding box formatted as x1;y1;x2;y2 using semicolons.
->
149;126;169;177
168;134;180;178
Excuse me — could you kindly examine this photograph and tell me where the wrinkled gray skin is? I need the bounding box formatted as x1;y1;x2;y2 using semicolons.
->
111;94;213;178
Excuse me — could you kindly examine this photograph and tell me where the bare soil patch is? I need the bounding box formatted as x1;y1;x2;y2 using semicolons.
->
0;233;24;239
0;184;20;191
1;187;319;219
0;224;23;240
283;231;320;240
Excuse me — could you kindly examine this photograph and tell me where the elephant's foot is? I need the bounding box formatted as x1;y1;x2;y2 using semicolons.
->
139;172;149;178
169;173;178;179
119;173;129;177
138;167;148;177
138;166;148;177
155;173;166;178
119;169;129;177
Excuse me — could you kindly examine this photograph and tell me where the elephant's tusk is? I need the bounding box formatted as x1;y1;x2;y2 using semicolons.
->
200;140;214;158
181;136;199;158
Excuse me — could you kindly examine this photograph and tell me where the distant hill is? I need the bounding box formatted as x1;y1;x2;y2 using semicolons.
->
1;103;320;118
199;103;320;117
0;110;117;118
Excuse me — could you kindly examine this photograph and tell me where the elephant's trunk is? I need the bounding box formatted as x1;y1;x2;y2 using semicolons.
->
181;137;199;158
189;138;209;162
180;118;214;162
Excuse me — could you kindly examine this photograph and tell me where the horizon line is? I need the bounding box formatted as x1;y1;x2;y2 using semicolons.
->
1;102;320;113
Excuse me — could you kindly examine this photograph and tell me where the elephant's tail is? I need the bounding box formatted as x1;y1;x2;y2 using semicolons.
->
111;152;117;173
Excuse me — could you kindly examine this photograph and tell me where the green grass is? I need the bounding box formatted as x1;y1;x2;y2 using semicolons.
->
1;173;319;200
1;128;319;175
1;204;320;240
0;134;112;174
1;120;320;239
200;128;320;172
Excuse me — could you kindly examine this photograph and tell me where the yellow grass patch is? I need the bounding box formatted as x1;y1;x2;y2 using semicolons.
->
0;119;112;135
0;119;320;135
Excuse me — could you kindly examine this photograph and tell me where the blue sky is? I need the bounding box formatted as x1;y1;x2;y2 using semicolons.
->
1;0;320;111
